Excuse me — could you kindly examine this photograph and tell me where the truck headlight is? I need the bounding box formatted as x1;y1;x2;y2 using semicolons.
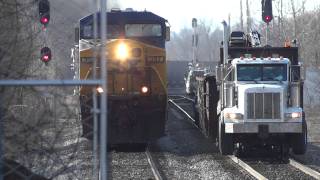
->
224;113;243;120
285;112;301;118
116;43;128;60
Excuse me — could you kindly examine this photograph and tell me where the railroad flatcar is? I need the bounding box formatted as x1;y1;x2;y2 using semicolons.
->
75;9;170;145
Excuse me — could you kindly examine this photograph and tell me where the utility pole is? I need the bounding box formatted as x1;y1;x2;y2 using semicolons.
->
192;18;198;65
99;0;108;180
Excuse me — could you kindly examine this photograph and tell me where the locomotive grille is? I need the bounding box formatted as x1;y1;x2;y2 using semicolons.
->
247;92;281;119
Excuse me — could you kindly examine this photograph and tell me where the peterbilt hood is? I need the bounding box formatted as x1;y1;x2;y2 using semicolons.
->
236;84;287;115
238;84;285;94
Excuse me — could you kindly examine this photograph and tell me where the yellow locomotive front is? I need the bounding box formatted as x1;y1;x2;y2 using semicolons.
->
78;10;170;144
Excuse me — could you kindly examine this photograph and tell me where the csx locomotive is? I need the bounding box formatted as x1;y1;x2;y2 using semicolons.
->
75;9;170;144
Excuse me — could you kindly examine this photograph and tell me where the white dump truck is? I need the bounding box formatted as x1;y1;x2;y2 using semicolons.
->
194;26;306;156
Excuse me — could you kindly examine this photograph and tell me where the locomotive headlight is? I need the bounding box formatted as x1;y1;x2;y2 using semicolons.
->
116;43;129;60
224;112;243;120
96;86;104;93
285;112;301;118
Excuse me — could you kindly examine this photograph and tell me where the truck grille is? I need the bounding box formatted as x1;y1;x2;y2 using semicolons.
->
247;93;281;119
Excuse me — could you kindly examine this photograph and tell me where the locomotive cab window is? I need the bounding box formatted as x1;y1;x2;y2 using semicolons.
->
81;24;122;39
125;24;162;37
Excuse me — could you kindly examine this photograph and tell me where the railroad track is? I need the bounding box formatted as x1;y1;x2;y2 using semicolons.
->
146;146;165;180
168;95;320;180
107;145;165;179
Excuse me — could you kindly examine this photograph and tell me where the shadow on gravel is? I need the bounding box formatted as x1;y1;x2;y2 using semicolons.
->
293;143;320;168
149;105;219;156
109;144;147;153
235;145;291;164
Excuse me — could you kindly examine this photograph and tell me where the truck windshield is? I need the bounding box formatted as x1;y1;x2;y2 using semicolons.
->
237;64;287;81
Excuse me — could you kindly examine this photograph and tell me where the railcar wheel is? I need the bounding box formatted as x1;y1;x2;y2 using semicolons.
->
291;120;307;155
218;119;234;155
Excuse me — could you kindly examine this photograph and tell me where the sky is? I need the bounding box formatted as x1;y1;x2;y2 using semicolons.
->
106;0;320;33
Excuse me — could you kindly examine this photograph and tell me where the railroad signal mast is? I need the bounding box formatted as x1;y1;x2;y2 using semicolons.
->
262;0;273;45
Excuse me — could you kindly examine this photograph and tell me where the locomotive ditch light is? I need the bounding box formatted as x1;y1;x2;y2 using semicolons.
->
40;47;52;62
141;86;149;94
116;43;129;60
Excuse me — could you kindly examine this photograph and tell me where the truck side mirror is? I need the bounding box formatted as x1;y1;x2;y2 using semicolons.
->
75;27;79;44
165;26;170;41
291;64;306;82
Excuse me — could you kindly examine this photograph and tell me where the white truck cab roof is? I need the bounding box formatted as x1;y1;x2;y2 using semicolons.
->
231;57;290;65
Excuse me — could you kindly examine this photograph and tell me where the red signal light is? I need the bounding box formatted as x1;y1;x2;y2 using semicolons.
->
40;47;52;62
40;17;48;24
265;16;271;22
42;55;49;62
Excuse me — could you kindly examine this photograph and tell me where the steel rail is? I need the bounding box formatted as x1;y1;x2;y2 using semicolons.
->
169;95;195;103
168;99;196;123
289;158;320;179
228;155;268;180
146;147;163;180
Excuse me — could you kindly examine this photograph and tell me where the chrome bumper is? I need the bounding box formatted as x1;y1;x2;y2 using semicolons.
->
225;122;302;133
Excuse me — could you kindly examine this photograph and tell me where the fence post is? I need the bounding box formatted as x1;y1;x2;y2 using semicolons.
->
0;96;3;180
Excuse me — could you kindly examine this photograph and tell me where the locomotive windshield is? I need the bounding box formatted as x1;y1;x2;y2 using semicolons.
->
125;24;162;37
81;24;162;39
237;64;287;81
82;24;121;39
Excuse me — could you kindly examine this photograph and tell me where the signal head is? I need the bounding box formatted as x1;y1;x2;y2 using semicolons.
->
39;0;50;25
262;0;273;23
40;47;52;62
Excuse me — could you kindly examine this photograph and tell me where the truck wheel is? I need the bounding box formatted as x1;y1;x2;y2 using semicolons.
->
219;119;234;155
291;120;307;155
